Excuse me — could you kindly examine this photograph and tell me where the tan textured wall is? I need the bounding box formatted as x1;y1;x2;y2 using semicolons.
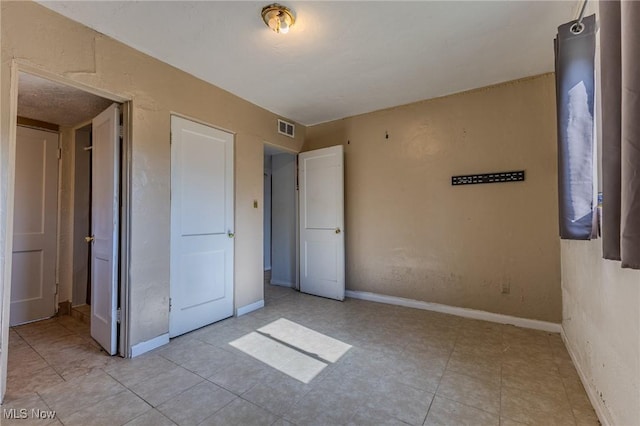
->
0;1;305;347
561;240;640;425
305;74;561;322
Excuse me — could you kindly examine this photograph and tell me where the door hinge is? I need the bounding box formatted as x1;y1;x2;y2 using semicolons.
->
54;282;59;295
116;308;122;323
169;298;172;312
170;132;172;144
57;148;62;159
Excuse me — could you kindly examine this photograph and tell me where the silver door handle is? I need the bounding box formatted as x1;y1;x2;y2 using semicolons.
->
228;231;235;238
85;235;95;243
335;228;341;234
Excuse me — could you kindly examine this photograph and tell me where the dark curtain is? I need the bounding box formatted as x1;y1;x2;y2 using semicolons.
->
600;0;640;269
555;15;597;240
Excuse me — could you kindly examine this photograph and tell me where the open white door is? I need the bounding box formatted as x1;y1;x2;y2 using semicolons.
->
90;103;120;355
298;145;345;300
10;127;59;325
170;116;234;338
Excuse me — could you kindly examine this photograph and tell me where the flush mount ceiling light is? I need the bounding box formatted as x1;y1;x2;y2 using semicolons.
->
261;3;295;34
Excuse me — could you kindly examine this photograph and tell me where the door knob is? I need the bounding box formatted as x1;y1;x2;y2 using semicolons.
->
335;228;341;234
228;231;235;238
85;235;95;243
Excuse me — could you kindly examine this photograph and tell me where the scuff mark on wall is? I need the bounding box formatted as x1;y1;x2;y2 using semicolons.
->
561;239;640;426
62;36;98;77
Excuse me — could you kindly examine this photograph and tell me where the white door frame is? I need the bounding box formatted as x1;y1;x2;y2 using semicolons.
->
0;61;133;402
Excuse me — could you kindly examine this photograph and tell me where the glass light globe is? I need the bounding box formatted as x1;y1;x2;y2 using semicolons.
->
279;18;290;34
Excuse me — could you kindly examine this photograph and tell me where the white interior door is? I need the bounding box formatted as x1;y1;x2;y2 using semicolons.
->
90;103;120;355
298;145;345;300
170;116;234;338
9;126;59;325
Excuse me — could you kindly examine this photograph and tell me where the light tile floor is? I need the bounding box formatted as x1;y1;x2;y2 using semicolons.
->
2;283;599;426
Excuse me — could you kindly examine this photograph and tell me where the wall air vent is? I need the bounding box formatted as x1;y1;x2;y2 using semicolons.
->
278;119;295;138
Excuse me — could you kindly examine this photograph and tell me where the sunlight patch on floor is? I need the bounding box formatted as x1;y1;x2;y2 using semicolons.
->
258;318;352;363
229;331;327;384
229;318;352;383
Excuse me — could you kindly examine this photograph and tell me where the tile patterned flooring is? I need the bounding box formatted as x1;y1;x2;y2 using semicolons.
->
2;284;599;425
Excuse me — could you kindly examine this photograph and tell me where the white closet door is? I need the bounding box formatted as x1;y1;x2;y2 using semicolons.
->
298;145;345;301
170;116;234;338
10;126;59;325
90;103;120;355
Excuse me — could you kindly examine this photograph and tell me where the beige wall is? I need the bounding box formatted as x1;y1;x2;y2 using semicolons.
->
561;240;640;425
0;1;304;348
559;2;640;420
305;74;561;322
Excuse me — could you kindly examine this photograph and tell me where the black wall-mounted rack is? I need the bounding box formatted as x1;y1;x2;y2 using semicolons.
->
451;170;525;186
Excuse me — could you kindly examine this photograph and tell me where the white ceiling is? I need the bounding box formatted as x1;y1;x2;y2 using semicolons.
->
38;1;579;126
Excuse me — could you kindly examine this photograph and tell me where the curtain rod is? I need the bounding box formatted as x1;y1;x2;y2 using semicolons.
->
571;0;589;34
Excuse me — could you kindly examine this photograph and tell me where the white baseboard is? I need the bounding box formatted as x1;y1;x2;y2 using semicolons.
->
270;279;294;287
345;290;562;333
561;328;613;426
130;333;169;358
236;299;265;317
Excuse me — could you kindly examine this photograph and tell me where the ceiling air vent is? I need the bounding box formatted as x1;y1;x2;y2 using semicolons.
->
278;119;295;138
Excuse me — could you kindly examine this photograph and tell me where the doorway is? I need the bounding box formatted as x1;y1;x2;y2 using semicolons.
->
263;144;298;290
262;143;346;301
2;70;131;401
72;124;93;310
